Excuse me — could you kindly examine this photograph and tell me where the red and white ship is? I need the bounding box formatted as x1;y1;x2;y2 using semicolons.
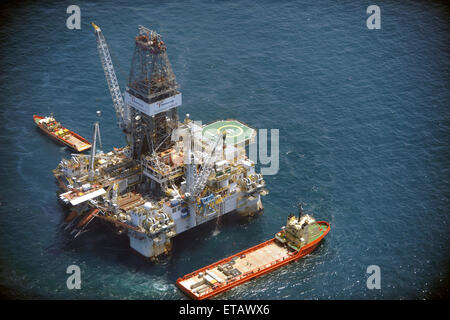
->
34;114;91;152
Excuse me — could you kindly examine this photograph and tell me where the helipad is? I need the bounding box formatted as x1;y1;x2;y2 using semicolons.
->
202;120;255;145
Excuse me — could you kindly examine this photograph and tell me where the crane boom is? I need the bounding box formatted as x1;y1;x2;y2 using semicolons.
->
190;133;225;198
91;22;126;129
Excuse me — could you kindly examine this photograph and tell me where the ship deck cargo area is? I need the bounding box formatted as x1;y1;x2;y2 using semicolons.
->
176;221;330;300
177;240;292;299
64;135;91;152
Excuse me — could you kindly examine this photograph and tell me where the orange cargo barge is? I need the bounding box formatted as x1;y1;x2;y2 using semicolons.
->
176;218;330;300
33;114;91;152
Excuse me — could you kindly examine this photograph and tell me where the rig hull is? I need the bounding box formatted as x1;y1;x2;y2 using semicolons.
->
176;221;330;300
53;146;267;259
52;25;268;260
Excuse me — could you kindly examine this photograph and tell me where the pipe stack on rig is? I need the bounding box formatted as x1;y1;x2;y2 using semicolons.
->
53;24;268;259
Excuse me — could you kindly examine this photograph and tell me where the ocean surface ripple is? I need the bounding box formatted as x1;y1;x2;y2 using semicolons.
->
0;0;448;299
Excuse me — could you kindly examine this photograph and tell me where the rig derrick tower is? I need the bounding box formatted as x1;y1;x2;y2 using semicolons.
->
55;23;267;260
125;26;181;160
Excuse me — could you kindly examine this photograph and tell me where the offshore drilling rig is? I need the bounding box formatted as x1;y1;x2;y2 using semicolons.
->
53;24;268;259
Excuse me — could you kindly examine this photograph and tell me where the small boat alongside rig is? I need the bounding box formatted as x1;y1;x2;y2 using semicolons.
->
176;204;330;300
34;114;91;152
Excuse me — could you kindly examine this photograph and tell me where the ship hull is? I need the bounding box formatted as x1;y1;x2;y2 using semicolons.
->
33;115;91;152
176;221;330;300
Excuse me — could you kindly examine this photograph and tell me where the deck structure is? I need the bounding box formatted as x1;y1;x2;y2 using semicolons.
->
177;220;330;300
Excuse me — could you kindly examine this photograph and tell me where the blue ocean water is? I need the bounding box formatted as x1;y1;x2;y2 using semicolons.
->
0;0;448;299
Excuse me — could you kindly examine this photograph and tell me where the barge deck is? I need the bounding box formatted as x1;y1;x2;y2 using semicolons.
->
176;219;330;300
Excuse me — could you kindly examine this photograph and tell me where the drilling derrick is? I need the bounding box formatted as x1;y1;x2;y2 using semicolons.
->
54;23;268;261
124;26;181;160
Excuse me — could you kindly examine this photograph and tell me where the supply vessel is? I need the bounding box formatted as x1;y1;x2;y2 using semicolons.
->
52;23;268;258
176;204;330;300
34;114;91;152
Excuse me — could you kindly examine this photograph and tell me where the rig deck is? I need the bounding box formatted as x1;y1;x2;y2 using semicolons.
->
53;24;268;260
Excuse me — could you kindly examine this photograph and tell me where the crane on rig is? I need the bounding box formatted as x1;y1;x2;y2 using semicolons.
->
91;22;128;130
53;24;268;260
187;132;226;200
